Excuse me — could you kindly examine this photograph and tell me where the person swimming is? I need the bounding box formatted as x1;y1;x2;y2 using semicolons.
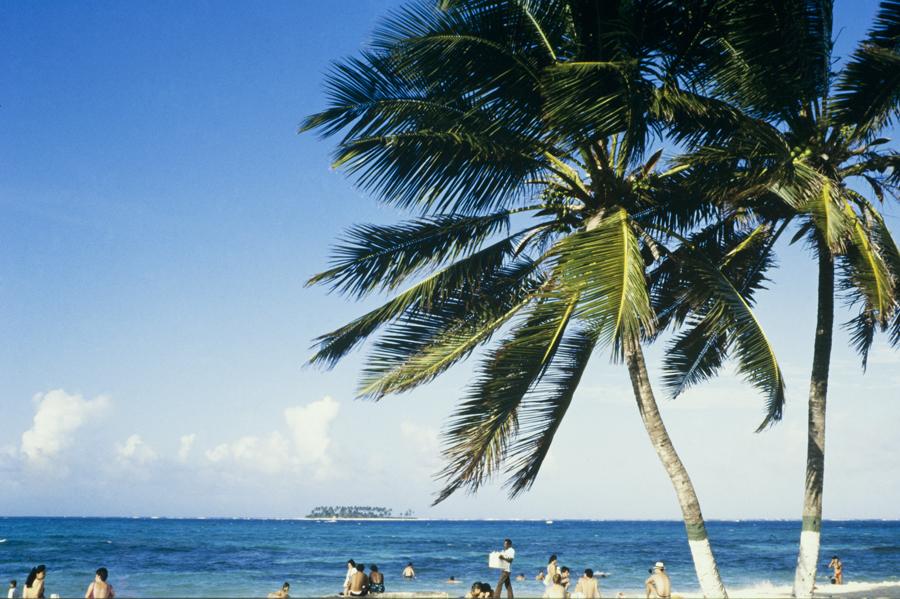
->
267;582;290;599
447;576;461;584
368;565;384;594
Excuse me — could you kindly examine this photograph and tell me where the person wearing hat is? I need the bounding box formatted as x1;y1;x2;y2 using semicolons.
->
645;562;671;598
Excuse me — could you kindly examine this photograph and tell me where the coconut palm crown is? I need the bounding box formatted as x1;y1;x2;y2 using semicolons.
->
301;1;797;595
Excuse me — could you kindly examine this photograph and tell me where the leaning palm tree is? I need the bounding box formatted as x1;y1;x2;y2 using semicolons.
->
651;2;900;595
302;2;789;595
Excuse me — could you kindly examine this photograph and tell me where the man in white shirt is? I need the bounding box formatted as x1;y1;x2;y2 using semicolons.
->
494;538;515;598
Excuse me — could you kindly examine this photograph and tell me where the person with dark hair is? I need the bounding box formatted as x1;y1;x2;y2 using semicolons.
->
465;582;482;599
267;582;290;598
574;569;599;599
559;567;571;593
368;565;384;594
544;555;558;590
23;565;46;599
348;563;368;596
343;560;357;595
493;538;515;598
402;563;415;579
85;567;114;598
7;580;16;599
479;583;494;598
828;556;843;585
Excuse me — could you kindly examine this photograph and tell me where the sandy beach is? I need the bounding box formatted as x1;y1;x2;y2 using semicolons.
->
674;581;900;599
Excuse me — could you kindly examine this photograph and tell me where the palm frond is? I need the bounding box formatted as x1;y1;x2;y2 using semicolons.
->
307;211;517;297
357;259;544;399
832;0;900;139
662;238;786;430
503;329;596;497
433;291;578;504
552;208;656;359
308;233;522;367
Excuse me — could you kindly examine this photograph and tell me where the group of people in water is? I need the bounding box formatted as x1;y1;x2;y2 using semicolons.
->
7;565;114;599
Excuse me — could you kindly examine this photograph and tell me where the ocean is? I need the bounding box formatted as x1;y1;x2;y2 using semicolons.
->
1;518;898;597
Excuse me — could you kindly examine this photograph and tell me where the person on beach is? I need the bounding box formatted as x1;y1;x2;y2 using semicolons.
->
84;568;114;599
573;569;599;599
493;538;515;598
543;574;566;599
559;567;571;592
544;555;559;589
828;556;843;584
7;581;15;599
368;565;384;594
402;563;416;579
645;562;670;599
267;582;290;599
465;583;483;599
343;560;357;595
23;565;46;599
348;563;369;596
480;583;494;598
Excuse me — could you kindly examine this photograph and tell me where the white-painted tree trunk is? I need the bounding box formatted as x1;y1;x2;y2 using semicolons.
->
625;340;728;598
794;530;821;597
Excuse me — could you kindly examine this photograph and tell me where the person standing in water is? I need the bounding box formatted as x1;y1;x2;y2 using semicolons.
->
828;556;843;585
645;562;671;599
22;566;46;599
402;563;416;579
544;555;558;589
493;538;515;599
7;581;16;599
84;568;114;598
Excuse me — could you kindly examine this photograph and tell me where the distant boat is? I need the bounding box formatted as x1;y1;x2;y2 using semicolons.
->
545;520;554;525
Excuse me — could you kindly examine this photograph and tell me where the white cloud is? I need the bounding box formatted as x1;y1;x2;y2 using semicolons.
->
400;420;440;453
285;396;340;466
116;434;157;465
203;396;340;477
20;389;110;466
177;434;196;462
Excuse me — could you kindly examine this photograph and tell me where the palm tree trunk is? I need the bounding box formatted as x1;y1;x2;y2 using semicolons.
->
793;245;834;598
624;338;728;598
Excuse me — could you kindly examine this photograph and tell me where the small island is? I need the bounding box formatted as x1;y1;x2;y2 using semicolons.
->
306;505;416;520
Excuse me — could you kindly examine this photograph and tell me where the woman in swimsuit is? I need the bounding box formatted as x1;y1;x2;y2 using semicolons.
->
368;565;384;594
85;568;114;599
544;555;558;589
22;566;46;599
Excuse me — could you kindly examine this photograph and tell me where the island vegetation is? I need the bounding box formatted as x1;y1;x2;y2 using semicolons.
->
306;505;415;519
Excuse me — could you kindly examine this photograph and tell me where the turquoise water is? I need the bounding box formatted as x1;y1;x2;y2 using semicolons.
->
1;518;898;597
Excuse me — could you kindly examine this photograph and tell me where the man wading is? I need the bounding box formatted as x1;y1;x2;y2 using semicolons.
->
494;539;515;599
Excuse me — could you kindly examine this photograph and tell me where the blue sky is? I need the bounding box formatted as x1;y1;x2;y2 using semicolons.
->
1;0;898;519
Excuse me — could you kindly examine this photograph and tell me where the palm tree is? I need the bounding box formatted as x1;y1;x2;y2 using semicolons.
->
302;2;791;595
653;2;900;595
